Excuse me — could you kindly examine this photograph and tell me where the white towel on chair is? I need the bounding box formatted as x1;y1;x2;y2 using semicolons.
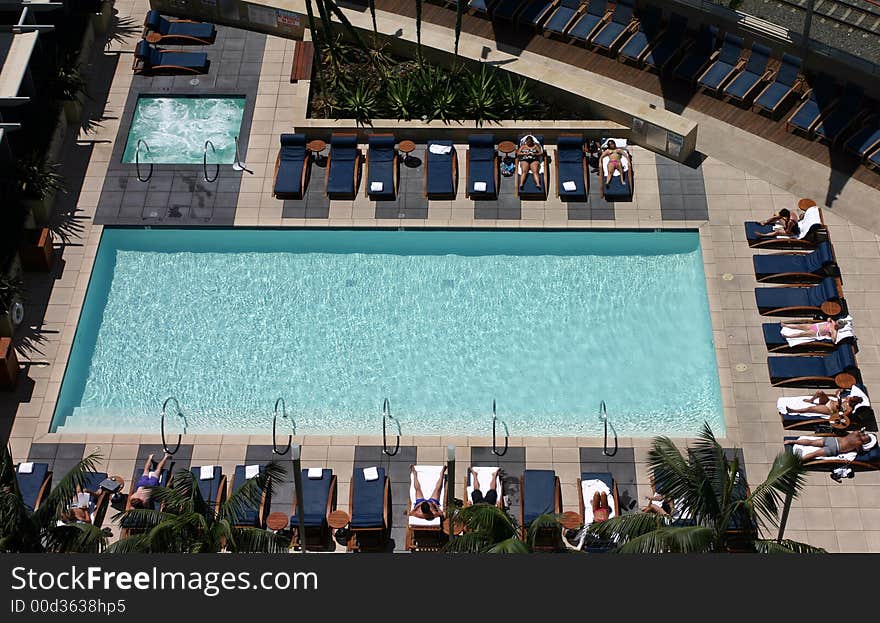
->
791;436;857;462
473;181;487;192
370;181;383;192
363;466;379;481
245;464;260;479
797;206;822;239
562;180;577;192
581;478;615;524
409;465;445;527
602;153;630;178
782;317;854;347
601;138;628;149
429;143;452;155
199;465;215;480
307;467;323;479
18;462;34;474
849;384;870;408
466;467;501;504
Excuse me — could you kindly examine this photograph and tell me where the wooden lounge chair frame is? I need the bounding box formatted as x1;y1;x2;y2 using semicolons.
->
754;246;839;285
844;114;880;161
553;140;588;199
325;133;361;199
542;0;586;38
518;473;562;551
748;208;828;249
724;58;774;104
423;145;459;199
598;147;633;199
752;61;805;115
231;471;269;529
131;47;207;75
516;149;549;198
523;0;559;28
465;141;500;199
867;147;880;172
273;148;311;200
617;18;666;64
576;475;621;524
364;133;399;200
22;467;53;513
697;45;746;92
757;277;845;317
769;349;860;389
785;88;840;134
347;474;390;552
290;474;337;551
592;8;638;51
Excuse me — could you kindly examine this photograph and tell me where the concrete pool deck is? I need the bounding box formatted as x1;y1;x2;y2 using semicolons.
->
2;0;880;552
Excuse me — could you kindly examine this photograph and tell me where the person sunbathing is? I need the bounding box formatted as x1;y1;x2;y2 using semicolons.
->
516;135;543;191
61;487;94;524
642;493;672;516
754;208;799;238
785;430;875;460
410;464;446;521
129;452;171;509
591;491;612;523
786;395;862;418
469;467;499;506
781;318;847;341
601;140;627;187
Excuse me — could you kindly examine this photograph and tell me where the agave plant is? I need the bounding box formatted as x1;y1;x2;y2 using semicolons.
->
0;273;24;312
499;74;537;121
384;75;419;120
110;462;287;553
462;65;499;126
338;81;379;125
443;502;561;553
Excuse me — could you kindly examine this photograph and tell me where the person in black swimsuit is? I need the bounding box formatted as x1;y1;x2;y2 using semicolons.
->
516;136;543;191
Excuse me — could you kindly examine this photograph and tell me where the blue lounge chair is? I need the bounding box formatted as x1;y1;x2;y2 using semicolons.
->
768;344;860;388
590;0;635;50
520;469;561;549
468;0;493;14
723;43;772;102
697;33;744;91
754;277;845;317
132;40;209;75
639;13;688;71
79;471;112;527
844;117;880;161
617;5;663;63
763;321;856;355
753;242;838;284
519;0;557;26
348;467;389;551
466;134;499;198
786;75;839;134
672;25;719;83
493;0;524;20
785;434;880;472
555;134;588;201
191;466;227;516
753;54;802;115
366;134;397;201
543;0;584;36
273;133;310;200
779;385;873;431
812;84;864;144
325;133;360;199
290;468;336;550
143;10;216;45
575;472;619;552
425;140;458;198
231;464;269;529
869;147;880;172
745;206;827;249
516;134;548;198
568;0;609;42
599;139;633;200
16;462;51;514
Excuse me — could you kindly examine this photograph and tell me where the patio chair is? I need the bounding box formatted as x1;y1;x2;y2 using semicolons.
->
590;0;636;50
598;137;633;200
407;465;447;552
752;241;839;284
365;134;398;201
778;384;874;431
844;115;880;161
519;0;557;27
672;25;719;83
348;466;390;552
466;134;499;198
763;317;856;355
273;133;310;200
754;277;846;317
745;205;827;249
768;344;861;388
555;134;588;201
869;147;880;172
15;462;52;514
464;466;504;508
639;12;688;71
811;84;865;144
543;0;585;37
723;43;773;102
132;40;209;75
786;75;839;134
617;5;663;63
325;133;361;199
753;53;802;115
191;465;227;516
425;140;458;199
290;468;337;550
785;434;880;472
516;134;548;198
696;33;745;91
143;10;216;45
568;0;609;42
520;469;562;550
231;464;270;529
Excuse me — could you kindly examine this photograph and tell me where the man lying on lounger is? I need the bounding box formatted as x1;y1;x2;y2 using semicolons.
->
410;465;446;521
785;430;875;460
129;452;171;509
469;467;499;506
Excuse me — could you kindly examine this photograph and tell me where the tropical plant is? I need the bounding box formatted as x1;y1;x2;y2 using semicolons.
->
588;424;825;553
0;273;24;311
385;74;419;120
0;446;107;553
462;64;499;126
499;74;537;120
16;154;66;200
338;81;379;125
109;462;287;553
443;502;562;553
51;55;89;102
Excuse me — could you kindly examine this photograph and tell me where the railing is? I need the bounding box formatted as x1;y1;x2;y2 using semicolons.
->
600;400;618;457
381;398;400;457
272;397;293;456
491;399;509;457
160;396;187;455
203;140;219;182
231;135;251;173
135;139;153;182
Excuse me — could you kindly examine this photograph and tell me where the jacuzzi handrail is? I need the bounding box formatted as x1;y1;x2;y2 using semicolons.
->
600;399;618;457
272;397;293;456
203;140;219;183
382;398;400;457
161;396;187;455
491;399;509;457
135;139;153;183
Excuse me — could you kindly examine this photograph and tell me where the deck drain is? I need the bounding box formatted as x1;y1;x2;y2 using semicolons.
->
735;363;749;372
189;78;200;86
722;273;734;281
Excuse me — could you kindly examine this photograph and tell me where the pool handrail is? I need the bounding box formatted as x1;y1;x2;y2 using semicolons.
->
381;398;400;457
161;396;187;455
272;397;293;456
600;400;618;457
203;140;219;182
491;399;509;457
135;139;153;182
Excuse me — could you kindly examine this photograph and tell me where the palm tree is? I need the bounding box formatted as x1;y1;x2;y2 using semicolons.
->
443;503;562;553
0;446;107;553
453;0;464;62
415;0;423;63
368;0;377;40
109;462;288;553
588;424;825;553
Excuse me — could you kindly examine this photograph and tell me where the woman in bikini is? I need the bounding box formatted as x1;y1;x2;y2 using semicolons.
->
516;136;543;191
410;465;446;522
781;318;847;341
786;394;862;418
755;208;799;238
600;140;628;188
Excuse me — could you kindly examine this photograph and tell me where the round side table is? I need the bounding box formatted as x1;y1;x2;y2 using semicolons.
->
306;139;327;165
497;140;517;158
398;139;416;165
820;301;842;317
798;198;817;211
835;373;857;389
328;510;351;530
267;511;289;532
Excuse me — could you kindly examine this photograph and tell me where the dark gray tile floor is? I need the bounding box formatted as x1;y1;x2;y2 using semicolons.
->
474;165;522;219
26;443;87;486
657;153;710;221
374;149;429;219
281;162;331;218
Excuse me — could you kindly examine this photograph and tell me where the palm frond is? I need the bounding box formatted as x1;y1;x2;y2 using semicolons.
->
34;452;102;524
45;522;107;553
614;525;715;553
453;503;519;542
746;451;807;531
443;531;492;553
588;511;674;542
486;537;530;554
754;539;827;554
526;513;561;549
231;527;289;553
219;461;285;526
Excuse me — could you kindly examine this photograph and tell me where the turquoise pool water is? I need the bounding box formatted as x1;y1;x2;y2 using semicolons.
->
53;229;724;437
121;96;245;164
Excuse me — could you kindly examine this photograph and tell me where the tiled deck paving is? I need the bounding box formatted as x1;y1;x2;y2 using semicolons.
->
2;0;880;552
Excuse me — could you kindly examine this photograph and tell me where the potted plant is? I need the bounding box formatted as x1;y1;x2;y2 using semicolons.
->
19;228;54;272
16;154;66;225
52;55;89;123
0;271;24;338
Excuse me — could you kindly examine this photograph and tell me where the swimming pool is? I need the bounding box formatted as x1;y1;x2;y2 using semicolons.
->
121;96;245;164
53;229;724;437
